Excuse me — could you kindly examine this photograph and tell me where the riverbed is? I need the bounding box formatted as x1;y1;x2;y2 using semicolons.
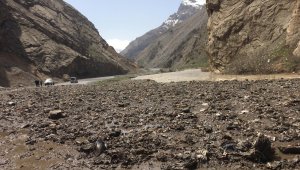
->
133;69;300;82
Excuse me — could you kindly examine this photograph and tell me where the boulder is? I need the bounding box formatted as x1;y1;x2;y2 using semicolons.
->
48;110;65;119
278;146;300;154
247;134;275;163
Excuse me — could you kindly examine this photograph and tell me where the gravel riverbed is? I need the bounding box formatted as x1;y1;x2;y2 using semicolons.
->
0;79;300;169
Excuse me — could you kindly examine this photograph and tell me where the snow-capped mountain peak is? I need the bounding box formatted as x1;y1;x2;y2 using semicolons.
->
182;0;202;7
162;0;203;29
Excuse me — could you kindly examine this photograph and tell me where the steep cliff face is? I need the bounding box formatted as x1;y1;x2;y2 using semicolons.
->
0;0;135;87
207;0;300;73
287;1;300;58
136;9;208;69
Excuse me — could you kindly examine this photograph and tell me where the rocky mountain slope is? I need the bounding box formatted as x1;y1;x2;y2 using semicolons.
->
121;0;208;69
207;0;300;74
0;0;135;87
136;8;208;69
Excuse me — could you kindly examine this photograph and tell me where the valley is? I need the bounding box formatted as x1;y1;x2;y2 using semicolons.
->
0;0;300;169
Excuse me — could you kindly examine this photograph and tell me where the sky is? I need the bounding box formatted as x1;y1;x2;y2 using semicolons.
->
64;0;205;52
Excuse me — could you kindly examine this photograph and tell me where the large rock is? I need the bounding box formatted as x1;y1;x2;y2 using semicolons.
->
48;110;65;120
206;0;300;73
0;0;136;87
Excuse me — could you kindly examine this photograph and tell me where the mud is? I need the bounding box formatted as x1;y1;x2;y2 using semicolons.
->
0;79;300;169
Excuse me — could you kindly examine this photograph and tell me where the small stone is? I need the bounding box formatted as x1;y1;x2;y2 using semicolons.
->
292;157;299;164
48;110;65;119
8;102;15;106
80;143;95;153
49;123;57;130
182;107;190;113
20;123;30;129
175;125;185;131
118;102;129;107
176;153;183;159
25;139;37;145
238;140;252;152
156;152;168;162
221;141;237;152
184;158;198;169
46;134;56;140
226;122;240;130
266;161;282;169
240;110;249;115
204;126;213;133
0;159;8;165
222;134;233;140
109;129;121;137
43;108;51;113
278;146;300;154
95;139;107;156
196;149;208;162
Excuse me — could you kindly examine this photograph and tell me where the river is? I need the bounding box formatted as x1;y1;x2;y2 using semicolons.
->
133;69;300;83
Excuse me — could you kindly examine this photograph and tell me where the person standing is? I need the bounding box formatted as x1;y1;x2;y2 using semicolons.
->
34;80;40;87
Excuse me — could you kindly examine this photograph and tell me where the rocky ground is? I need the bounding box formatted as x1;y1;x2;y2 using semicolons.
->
0;79;300;169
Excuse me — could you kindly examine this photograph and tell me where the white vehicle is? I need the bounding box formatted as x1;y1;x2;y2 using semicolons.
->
44;78;55;86
70;77;78;83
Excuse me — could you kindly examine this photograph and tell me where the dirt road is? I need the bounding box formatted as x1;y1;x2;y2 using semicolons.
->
57;76;115;85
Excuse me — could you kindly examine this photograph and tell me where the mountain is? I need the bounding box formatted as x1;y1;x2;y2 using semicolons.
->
206;0;300;74
0;0;136;87
121;0;208;69
136;9;208;69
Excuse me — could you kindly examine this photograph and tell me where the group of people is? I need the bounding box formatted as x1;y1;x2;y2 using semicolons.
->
34;80;43;87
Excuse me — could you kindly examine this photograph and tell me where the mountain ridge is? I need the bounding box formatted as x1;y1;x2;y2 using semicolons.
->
0;0;136;87
135;8;208;69
121;0;204;61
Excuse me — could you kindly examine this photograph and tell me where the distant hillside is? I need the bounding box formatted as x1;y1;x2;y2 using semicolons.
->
0;0;136;87
136;9;208;69
121;0;208;69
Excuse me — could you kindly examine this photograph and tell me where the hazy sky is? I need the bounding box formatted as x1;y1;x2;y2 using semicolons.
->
64;0;205;51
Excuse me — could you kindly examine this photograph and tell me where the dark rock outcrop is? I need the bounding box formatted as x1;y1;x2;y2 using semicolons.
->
0;0;136;87
206;0;300;73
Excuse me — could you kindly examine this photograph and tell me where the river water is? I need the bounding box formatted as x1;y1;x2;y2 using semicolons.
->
133;69;300;83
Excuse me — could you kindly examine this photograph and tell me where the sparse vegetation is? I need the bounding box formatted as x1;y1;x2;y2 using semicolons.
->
87;43;106;61
96;75;136;84
225;46;300;74
175;55;209;71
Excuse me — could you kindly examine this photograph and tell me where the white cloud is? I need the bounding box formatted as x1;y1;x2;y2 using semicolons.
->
107;39;131;53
